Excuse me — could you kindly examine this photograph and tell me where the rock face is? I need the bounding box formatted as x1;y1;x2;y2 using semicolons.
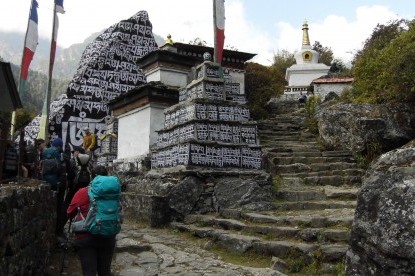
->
48;11;158;151
316;103;415;153
346;140;415;275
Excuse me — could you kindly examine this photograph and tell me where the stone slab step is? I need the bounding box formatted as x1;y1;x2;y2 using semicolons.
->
252;241;348;263
280;175;362;187
237;212;354;228
274;199;357;211
247;225;350;243
263;146;321;154
321;151;354;157
264;141;319;146
279;168;364;177
183;215;350;243
309;162;362;171
276;186;359;201
171;222;348;263
273;156;357;165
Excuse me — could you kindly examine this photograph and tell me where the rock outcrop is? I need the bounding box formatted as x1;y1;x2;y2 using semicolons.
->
346;140;415;275
315;103;415;153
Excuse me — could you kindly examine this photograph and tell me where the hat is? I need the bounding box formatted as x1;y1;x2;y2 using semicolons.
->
52;138;63;148
83;127;90;131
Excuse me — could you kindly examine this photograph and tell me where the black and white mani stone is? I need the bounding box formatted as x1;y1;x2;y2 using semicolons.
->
48;11;158;151
152;60;262;170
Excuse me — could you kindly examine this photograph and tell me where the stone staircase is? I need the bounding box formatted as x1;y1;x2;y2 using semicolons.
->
170;106;365;274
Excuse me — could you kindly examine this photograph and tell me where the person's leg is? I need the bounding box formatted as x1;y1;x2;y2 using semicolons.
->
61;181;78;229
55;179;67;235
94;236;116;276
74;237;98;276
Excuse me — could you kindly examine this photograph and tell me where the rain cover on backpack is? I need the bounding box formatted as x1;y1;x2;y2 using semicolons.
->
84;175;122;236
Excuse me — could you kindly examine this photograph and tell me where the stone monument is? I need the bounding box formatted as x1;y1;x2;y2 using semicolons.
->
151;53;261;170
122;54;274;227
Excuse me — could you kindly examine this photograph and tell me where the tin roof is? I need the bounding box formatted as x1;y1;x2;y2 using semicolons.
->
312;77;354;84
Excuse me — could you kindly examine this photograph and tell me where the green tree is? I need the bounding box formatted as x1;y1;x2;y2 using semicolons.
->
312;41;333;66
351;19;414;103
245;62;282;119
271;50;295;76
329;58;352;77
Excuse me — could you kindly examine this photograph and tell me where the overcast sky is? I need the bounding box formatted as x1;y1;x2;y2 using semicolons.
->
1;0;415;66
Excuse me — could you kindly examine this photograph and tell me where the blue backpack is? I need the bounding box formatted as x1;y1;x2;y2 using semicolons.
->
84;175;122;236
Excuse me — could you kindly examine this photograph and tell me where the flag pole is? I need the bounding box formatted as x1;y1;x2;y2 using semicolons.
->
213;0;225;65
11;0;36;139
38;1;58;141
213;0;218;64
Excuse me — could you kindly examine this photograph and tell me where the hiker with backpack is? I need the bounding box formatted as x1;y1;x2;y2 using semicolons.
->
61;146;92;231
41;137;68;237
67;165;122;276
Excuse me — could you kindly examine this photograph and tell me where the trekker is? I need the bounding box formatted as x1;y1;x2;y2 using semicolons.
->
32;138;46;179
67;165;121;276
3;141;18;179
298;92;307;107
82;127;96;160
62;146;91;229
41;137;67;236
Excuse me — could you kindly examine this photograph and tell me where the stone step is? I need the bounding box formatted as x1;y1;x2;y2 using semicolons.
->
281;175;362;187
278;168;364;177
171;222;348;263
276;186;359;201
220;210;354;228
272;156;357;165
321;151;354;157
263;144;321;151
274;200;357;211
259;118;305;125
258;129;302;135
260;136;311;142
182;215;351;243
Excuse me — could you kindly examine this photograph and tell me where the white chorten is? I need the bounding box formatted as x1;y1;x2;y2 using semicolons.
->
284;20;330;98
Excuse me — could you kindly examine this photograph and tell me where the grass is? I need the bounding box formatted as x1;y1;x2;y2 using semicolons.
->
272;175;284;191
208;244;272;268
171;228;272;268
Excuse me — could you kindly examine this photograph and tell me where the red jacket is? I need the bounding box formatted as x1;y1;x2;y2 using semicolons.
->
67;187;91;239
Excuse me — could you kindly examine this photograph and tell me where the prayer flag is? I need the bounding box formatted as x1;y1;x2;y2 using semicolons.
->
21;0;38;81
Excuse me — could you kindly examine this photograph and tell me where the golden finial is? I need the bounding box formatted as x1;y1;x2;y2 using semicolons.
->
302;20;310;46
165;34;174;45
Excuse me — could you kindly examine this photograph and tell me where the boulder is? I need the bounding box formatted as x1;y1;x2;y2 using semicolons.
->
346;140;415;275
316;103;415;153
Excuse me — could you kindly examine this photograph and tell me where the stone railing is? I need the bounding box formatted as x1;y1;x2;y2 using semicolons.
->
0;180;55;275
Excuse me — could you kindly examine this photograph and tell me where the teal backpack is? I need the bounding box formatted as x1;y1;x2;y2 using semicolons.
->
84;175;122;236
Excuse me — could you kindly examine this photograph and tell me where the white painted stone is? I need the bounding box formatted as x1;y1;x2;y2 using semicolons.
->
117;103;167;159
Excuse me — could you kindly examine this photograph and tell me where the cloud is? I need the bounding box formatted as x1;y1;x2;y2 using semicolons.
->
0;1;407;67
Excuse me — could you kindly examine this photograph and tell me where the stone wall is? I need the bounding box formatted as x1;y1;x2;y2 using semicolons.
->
0;180;56;275
116;166;275;227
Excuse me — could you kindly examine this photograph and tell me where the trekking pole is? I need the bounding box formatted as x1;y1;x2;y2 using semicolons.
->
60;218;73;275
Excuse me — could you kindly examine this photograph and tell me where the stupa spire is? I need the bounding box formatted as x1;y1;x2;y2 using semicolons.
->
302;20;310;46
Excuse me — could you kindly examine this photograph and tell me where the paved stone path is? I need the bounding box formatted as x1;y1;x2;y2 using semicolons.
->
48;222;283;276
